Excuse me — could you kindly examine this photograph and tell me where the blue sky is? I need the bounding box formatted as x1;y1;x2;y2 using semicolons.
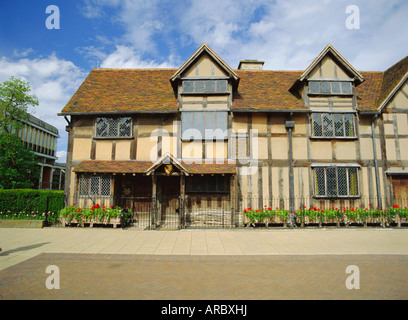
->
0;0;407;163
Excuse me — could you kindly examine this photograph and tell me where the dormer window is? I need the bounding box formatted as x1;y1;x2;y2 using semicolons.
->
182;79;228;94
309;80;352;95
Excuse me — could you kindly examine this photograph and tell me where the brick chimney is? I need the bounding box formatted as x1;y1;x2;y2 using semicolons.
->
238;60;264;70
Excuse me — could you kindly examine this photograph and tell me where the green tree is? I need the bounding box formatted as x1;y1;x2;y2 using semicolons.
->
0;132;40;189
0;76;38;134
0;76;40;189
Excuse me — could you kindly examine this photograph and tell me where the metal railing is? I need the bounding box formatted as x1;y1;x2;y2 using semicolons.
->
66;195;408;229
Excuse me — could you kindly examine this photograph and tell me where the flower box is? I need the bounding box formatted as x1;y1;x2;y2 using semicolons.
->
61;216;125;228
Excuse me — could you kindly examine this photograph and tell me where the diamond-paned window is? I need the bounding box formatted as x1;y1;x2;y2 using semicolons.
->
78;175;111;197
313;165;360;198
311;113;356;138
96;117;131;138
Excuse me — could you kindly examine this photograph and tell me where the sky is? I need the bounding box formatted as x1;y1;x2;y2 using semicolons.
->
0;0;407;163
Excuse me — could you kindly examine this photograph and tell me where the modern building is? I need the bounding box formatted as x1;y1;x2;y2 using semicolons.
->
59;44;408;227
17;113;65;190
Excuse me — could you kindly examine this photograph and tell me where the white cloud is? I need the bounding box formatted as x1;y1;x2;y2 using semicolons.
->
100;45;177;68
0;53;86;162
56;151;67;163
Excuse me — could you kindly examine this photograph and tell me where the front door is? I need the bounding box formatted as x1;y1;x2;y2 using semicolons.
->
156;175;180;229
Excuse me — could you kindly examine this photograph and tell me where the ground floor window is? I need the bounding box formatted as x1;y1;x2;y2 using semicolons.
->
313;165;359;198
186;175;230;194
78;175;111;197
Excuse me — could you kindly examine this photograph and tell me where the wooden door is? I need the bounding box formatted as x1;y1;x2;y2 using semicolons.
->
391;175;408;207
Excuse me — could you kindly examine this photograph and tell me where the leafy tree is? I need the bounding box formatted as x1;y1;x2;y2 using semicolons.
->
0;76;38;134
0;132;40;189
0;76;40;189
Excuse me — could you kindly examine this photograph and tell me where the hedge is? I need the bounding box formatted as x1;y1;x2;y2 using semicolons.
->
0;189;64;223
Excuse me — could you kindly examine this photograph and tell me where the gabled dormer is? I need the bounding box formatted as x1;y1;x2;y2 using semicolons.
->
171;44;239;145
291;44;364;103
291;44;364;140
170;43;240;97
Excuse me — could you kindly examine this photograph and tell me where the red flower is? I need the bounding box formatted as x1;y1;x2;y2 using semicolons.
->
244;209;247;213
268;207;272;211
111;205;114;209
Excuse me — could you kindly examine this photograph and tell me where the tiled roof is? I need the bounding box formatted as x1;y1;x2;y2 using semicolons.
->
59;69;178;115
377;56;408;109
355;72;384;112
232;70;307;111
73;160;236;175
73;160;152;174
60;56;408;115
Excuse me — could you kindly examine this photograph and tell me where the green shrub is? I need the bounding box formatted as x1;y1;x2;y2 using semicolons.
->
0;189;64;222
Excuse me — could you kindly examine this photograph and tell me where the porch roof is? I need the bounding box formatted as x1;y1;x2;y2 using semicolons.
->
73;160;236;175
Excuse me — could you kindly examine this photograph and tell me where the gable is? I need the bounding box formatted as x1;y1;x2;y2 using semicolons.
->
307;53;356;81
170;44;239;92
181;52;228;78
299;44;364;84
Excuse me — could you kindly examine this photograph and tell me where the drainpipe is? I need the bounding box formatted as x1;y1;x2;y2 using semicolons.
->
285;117;296;227
371;114;382;209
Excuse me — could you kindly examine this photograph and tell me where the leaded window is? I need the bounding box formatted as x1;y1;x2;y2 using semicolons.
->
312;113;356;138
182;79;228;94
96;117;131;138
309;81;353;94
182;111;228;140
79;175;111;197
313;165;359;198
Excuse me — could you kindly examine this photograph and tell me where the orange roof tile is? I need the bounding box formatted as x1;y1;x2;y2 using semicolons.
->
73;160;236;175
232;70;307;111
60;68;178;115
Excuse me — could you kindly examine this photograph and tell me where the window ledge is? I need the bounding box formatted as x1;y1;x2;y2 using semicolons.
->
308;93;354;97
93;136;133;140
181;91;231;96
309;136;358;140
313;196;361;199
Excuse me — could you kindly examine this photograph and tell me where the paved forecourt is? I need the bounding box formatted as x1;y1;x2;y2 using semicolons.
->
1;228;408;300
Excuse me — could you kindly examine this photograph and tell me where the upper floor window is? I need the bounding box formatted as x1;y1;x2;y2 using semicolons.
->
96;117;131;138
182;111;228;141
309;80;352;95
311;113;356;138
182;79;228;94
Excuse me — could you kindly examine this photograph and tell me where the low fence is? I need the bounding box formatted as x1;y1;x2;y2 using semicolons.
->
63;195;408;229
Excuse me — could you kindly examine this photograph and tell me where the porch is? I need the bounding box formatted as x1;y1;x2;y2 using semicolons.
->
72;155;237;229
